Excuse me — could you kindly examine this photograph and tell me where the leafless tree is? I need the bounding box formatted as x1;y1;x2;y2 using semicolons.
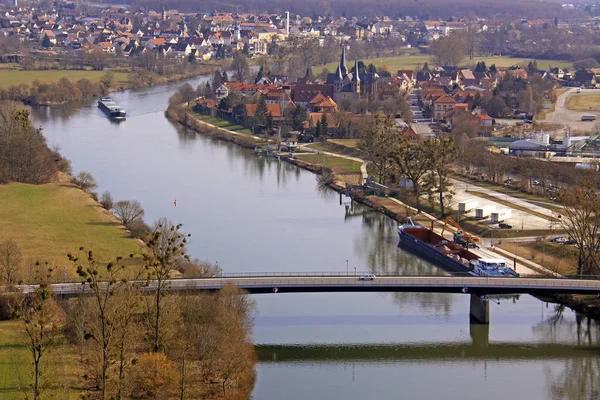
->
71;171;97;193
556;181;600;275
0;239;22;284
99;191;114;210
143;219;190;352
16;263;65;400
68;248;137;399
179;259;221;278
113;200;145;225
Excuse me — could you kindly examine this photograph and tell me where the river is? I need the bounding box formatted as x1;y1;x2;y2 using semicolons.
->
33;77;600;400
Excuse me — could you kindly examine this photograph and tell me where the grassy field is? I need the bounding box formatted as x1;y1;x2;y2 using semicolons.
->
0;320;80;399
191;112;253;134
328;139;360;148
0;183;141;275
0;70;129;89
295;154;362;175
320;55;572;73
566;93;600;111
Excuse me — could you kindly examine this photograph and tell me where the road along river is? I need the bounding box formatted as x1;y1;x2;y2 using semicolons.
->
32;77;600;400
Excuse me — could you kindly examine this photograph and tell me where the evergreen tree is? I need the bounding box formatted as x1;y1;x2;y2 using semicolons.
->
474;61;487;73
489;64;497;74
265;112;274;132
315;120;322;137
253;95;268;128
212;71;223;90
291;105;307;131
422;62;430;72
221;71;229;82
320;113;328;136
305;67;314;80
41;34;51;48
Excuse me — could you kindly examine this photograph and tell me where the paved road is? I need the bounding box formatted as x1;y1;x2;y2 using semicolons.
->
12;275;600;297
540;88;600;131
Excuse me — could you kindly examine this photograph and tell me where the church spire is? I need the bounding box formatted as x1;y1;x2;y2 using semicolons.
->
352;57;360;82
339;45;348;75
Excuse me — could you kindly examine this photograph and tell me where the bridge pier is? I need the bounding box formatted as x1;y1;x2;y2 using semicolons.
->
470;319;490;347
469;294;489;324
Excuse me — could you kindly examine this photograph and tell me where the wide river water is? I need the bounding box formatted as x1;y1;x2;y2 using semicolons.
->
33;77;600;399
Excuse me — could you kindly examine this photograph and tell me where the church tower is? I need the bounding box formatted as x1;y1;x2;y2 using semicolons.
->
351;57;360;94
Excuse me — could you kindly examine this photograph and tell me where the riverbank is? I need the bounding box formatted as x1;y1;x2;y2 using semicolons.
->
1;63;224;107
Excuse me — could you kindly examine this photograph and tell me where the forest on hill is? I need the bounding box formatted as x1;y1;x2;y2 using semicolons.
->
132;0;575;20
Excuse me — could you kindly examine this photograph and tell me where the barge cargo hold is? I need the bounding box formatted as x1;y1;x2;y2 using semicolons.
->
97;98;126;120
397;223;519;277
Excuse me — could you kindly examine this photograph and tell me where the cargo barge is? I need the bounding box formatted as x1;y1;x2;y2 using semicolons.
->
397;221;519;277
98;98;126;120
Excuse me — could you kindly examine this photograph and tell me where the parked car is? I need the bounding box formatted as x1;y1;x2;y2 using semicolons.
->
564;239;577;245
551;237;568;243
358;274;376;281
499;223;513;229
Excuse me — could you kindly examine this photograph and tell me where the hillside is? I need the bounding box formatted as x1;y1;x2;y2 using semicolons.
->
0;183;142;277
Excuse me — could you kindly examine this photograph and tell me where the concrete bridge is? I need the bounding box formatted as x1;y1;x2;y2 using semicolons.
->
15;274;600;324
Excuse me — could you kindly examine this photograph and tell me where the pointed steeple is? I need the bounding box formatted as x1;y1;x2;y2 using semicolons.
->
339;45;348;75
352;58;360;82
335;63;343;81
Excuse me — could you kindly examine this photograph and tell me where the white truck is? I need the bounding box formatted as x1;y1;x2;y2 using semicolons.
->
475;205;496;219
491;209;512;223
458;199;478;213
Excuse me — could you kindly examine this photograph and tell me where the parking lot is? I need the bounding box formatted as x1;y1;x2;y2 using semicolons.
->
450;179;554;232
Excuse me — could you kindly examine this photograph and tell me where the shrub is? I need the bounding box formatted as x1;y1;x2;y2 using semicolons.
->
99;191;114;210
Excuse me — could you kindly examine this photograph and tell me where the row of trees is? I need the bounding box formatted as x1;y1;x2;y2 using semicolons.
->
8;220;255;399
360;113;456;214
0;101;70;184
0;74;112;105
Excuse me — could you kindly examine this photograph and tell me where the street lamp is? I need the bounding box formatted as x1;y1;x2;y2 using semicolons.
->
346;260;349;275
354;266;357;276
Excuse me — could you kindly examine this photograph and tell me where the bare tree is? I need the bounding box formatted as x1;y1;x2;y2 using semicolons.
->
179;259;221;278
99;191;114;210
113;200;145;225
68;248;135;399
0;239;22;284
391;137;433;213
427;136;456;216
230;54;249;82
358;114;399;185
556;181;600;275
143;219;190;352
16;262;65;400
71;171;97;193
